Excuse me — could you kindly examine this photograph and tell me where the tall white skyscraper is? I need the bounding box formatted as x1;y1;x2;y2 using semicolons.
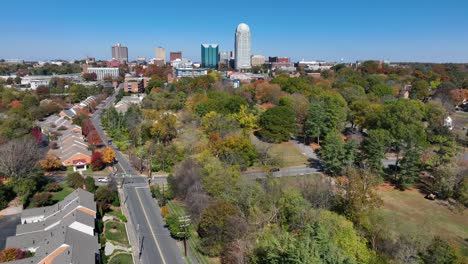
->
235;23;251;71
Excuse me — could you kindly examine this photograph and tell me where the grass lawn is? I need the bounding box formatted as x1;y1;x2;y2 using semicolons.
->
109;253;133;264
452;111;468;141
378;185;468;254
105;221;129;247
107;208;124;219
52;183;74;202
250;134;308;168
270;141;309;167
166;200;219;264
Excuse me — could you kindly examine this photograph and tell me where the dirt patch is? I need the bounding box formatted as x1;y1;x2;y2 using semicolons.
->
109;229;118;234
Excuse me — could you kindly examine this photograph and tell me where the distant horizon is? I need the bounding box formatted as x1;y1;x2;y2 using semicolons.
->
1;0;467;63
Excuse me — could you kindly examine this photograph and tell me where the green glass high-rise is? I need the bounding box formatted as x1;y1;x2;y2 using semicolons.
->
201;44;219;69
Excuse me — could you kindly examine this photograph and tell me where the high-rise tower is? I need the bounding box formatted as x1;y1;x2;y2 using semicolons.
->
234;23;251;71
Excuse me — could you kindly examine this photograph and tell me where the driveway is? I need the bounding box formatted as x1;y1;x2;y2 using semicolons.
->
0;214;20;250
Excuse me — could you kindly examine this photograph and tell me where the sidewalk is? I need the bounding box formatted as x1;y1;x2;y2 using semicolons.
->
118;188;140;264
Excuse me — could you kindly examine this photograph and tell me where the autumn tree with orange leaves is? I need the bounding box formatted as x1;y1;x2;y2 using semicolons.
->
100;147;116;164
39;153;62;171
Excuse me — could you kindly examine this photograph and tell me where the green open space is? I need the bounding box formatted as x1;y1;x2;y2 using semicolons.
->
108;252;133;264
378;187;468;254
51;182;74;202
105;221;129;247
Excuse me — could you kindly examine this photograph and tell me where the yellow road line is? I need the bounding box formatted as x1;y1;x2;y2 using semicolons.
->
135;188;167;264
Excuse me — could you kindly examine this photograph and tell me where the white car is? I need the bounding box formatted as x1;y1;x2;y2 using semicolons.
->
98;177;109;183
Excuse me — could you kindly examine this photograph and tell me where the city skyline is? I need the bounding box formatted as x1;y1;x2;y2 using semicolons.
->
1;0;467;63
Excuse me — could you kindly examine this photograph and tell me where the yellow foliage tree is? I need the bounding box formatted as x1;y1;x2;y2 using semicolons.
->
160;206;169;218
100;147;116;164
39;153;62;171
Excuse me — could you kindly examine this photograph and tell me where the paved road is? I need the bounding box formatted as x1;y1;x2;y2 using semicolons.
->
91;86;185;264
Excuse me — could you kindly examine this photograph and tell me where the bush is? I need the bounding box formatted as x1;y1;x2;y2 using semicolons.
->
66;172;84;189
0;248;27;262
44;182;61;192
119;215;127;223
160;206;169;218
0;182;15;210
30;192;53;207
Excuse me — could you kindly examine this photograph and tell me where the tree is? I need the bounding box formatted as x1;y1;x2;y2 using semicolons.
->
320;131;357;176
231;105;257;131
82;72;97;81
422;237;462;264
69;84;89;102
337;167;382;223
201;111;240;138
198;201;243;256
0;137;41;179
361;129;392;173
411;80;431;100
39;153;62;171
66;172;84;189
95;186;115;204
165;213;191;240
91;151;105;171
396;147;422;190
87;130;102;146
100;147;116;164
84;176;96;193
30;192;53;207
213;133;257;169
10;178;37;204
151;112;178;144
369;83;394;97
305;93;348;144
258;105;296;143
0;248;27;262
255;82;284;104
449;89;468;106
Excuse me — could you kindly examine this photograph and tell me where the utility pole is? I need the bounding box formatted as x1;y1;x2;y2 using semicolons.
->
178;215;191;257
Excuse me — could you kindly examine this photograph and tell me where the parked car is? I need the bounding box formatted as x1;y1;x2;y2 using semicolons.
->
269;168;280;172
98;177;109;183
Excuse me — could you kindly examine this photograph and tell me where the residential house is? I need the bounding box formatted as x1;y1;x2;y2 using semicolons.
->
4;189;99;264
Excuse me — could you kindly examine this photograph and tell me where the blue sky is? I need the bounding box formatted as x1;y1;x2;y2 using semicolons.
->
1;0;467;62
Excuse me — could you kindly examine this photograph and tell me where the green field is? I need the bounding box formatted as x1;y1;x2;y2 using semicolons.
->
109;253;133;264
250;134;309;167
378;186;468;254
269;141;309;167
52;183;74;202
105;221;129;246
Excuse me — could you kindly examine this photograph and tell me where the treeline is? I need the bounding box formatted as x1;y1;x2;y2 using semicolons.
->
100;62;467;263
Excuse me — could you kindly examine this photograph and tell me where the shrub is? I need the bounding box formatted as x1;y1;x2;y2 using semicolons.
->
44;182;61;192
160;206;169;218
0;182;15;210
66;172;84;189
0;248;27;262
119;215;127;223
31;192;53;207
